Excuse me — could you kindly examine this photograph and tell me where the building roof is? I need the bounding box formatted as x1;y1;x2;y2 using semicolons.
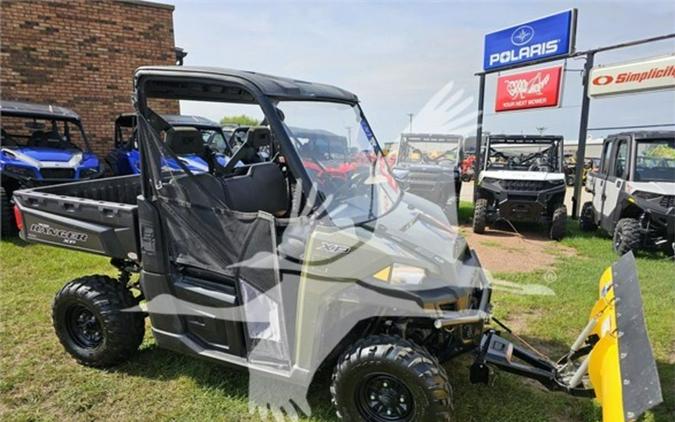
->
135;66;359;103
0;100;81;122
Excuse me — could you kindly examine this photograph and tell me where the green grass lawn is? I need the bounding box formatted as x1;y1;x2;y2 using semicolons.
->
1;203;673;421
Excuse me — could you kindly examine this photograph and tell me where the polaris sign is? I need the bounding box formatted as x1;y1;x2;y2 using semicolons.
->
483;9;577;71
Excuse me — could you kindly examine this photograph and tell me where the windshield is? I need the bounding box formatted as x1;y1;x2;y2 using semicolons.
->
200;128;230;154
398;135;461;167
486;140;561;172
1;116;89;151
634;138;675;182
277;101;400;224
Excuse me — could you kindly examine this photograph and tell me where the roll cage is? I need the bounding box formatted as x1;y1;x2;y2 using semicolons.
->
0;100;93;152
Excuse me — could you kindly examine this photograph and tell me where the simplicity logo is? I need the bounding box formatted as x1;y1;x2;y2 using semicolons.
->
511;25;534;46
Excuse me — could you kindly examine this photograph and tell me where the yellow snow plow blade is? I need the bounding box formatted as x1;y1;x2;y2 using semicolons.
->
587;252;662;422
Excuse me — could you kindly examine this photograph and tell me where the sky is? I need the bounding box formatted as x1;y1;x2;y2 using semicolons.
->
171;0;675;143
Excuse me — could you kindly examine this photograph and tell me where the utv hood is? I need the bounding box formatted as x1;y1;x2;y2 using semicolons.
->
480;169;565;181
3;147;83;165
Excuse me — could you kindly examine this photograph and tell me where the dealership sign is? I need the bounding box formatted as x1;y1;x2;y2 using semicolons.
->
495;65;563;112
588;55;675;97
483;9;576;71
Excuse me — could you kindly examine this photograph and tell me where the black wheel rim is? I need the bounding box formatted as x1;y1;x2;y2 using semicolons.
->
66;304;103;348
356;373;414;421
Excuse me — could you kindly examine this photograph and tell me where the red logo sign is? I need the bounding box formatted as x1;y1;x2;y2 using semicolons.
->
495;65;563;112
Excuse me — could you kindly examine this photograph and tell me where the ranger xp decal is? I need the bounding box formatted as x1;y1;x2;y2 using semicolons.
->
29;223;88;244
483;9;576;71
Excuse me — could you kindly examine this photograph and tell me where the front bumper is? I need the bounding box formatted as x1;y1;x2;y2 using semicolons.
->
480;180;565;222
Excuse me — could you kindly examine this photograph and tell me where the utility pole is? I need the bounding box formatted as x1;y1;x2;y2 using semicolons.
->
407;113;414;133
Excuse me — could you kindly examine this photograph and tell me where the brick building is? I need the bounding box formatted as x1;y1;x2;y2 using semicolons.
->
1;0;179;156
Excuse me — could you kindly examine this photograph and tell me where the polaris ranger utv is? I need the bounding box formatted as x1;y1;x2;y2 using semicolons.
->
13;66;661;421
581;131;674;256
0;100;102;235
106;113;235;176
392;133;462;212
473;134;567;240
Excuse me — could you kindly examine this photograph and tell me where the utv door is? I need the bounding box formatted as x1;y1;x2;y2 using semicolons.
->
135;109;291;368
592;139;613;224
602;138;629;232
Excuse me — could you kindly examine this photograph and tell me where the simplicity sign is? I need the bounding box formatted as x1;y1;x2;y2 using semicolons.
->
483;10;577;71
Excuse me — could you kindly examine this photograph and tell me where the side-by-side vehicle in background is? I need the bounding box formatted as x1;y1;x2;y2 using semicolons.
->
106;113;235;176
582;131;675;256
473;134;568;240
0;100;102;235
12;67;661;421
392;133;462;211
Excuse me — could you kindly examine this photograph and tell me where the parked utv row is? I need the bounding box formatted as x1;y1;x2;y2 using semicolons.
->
9;66;662;422
0;100;251;236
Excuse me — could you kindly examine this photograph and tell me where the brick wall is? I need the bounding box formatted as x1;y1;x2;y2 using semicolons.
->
1;0;179;156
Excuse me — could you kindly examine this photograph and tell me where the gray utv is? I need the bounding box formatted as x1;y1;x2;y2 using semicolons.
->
13;67;661;421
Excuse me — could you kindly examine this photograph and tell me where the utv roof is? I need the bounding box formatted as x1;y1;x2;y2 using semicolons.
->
116;112;221;129
606;130;675;140
488;134;563;143
135;66;359;103
402;133;463;142
0;100;81;122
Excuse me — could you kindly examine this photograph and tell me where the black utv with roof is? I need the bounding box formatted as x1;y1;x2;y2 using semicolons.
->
392;133;462;212
11;66;662;422
473;134;567;240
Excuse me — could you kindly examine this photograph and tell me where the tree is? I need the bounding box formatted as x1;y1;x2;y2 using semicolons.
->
220;114;260;127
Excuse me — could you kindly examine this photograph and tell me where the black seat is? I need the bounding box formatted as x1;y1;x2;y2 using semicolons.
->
165;127;206;156
220;162;288;215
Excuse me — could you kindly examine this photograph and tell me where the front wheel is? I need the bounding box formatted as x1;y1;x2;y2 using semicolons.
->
472;198;488;234
613;218;642;256
579;202;598;232
331;335;452;422
549;206;567;241
52;275;145;367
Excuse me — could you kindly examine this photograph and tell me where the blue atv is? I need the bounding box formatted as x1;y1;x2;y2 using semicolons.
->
106;113;236;175
1;100;102;235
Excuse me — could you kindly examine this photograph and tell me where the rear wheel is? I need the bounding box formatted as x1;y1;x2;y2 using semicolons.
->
52;275;144;367
1;187;16;237
472;198;488;234
331;335;452;422
613;218;642;256
579;202;597;232
549;206;567;241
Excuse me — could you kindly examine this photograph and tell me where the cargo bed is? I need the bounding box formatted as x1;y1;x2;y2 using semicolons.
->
13;175;141;260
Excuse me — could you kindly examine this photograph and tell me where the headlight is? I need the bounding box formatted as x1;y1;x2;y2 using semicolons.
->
373;263;426;285
79;167;99;178
3;165;35;178
547;179;565;186
481;177;498;185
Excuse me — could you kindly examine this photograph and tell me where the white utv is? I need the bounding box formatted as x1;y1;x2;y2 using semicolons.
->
473;135;567;240
581;131;675;256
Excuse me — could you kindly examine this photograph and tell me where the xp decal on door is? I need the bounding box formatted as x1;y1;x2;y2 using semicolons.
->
581;131;674;256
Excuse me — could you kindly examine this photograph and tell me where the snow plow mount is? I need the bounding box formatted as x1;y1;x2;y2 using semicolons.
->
471;252;662;422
